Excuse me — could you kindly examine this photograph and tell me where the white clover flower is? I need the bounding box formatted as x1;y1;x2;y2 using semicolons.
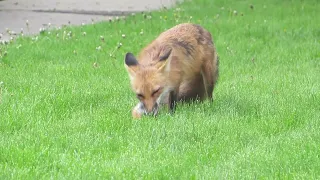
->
122;34;126;38
32;36;38;41
96;46;102;51
10;31;17;35
82;32;87;36
2;41;9;45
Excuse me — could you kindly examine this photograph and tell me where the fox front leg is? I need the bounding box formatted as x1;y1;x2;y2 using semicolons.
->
168;90;178;114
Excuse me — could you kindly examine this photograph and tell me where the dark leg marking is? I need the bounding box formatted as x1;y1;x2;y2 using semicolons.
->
168;90;178;114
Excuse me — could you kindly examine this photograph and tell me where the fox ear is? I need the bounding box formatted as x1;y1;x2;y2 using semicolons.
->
125;52;139;66
124;52;139;79
157;48;172;72
159;48;172;61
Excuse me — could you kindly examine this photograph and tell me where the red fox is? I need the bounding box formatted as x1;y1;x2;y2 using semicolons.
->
124;23;219;118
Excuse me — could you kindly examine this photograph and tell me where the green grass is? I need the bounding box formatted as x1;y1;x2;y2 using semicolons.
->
0;0;319;179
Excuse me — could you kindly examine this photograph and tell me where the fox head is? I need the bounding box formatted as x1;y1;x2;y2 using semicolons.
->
124;48;172;115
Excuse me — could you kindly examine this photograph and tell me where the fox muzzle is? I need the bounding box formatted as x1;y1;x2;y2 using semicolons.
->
141;102;159;116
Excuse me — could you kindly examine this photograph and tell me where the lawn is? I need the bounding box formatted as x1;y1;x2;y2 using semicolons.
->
0;0;319;179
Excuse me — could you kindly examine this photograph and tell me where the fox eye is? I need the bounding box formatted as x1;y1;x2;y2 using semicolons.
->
152;88;161;96
137;94;144;99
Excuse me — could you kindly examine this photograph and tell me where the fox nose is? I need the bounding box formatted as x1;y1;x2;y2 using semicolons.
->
144;103;159;115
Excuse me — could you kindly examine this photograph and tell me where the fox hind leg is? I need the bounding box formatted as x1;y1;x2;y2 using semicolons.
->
200;54;219;101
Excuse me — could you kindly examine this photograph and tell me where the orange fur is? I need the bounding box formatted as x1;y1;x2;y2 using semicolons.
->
124;23;219;118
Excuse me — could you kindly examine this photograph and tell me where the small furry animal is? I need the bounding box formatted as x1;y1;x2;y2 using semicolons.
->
124;23;219;118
